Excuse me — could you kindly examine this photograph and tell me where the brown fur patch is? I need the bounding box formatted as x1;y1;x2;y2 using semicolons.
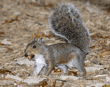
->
59;52;77;64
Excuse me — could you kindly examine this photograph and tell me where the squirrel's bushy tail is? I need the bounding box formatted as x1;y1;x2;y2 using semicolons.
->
49;3;91;54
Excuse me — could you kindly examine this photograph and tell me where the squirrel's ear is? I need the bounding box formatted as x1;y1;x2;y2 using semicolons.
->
33;38;36;41
37;38;42;45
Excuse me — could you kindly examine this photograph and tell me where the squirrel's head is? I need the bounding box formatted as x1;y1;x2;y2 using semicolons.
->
24;38;43;60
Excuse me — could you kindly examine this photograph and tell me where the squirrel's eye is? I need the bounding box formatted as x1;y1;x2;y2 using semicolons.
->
33;45;36;48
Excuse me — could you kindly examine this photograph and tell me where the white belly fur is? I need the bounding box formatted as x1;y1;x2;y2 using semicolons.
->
35;54;46;65
33;54;46;75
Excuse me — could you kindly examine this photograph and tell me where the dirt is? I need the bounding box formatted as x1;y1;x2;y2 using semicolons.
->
0;0;110;87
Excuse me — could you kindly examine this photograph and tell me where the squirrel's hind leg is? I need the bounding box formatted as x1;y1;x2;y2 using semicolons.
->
57;64;68;74
67;52;86;76
44;60;55;76
72;56;86;76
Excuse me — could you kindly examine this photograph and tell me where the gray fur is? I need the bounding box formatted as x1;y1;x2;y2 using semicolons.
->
24;39;87;76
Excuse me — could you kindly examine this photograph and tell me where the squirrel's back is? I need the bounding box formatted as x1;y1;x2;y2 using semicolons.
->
49;3;91;54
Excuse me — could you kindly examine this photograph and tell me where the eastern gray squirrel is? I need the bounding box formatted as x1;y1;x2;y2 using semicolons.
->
24;3;91;76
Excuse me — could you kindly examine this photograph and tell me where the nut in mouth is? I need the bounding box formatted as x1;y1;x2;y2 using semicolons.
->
24;53;35;59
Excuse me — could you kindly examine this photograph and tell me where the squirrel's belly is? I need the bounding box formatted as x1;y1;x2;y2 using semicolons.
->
34;54;47;66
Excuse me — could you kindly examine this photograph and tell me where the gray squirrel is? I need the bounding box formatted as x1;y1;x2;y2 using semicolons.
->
24;3;91;76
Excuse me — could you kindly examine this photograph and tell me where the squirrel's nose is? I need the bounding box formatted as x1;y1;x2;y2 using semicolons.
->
24;53;28;57
31;54;35;59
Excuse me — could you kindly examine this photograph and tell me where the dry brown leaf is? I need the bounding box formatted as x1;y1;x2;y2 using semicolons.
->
0;42;5;46
53;67;62;73
90;46;96;49
33;27;53;39
29;2;54;8
101;51;110;56
102;84;110;87
2;16;19;24
97;46;103;50
94;51;110;58
68;71;78;76
35;79;48;87
0;69;12;74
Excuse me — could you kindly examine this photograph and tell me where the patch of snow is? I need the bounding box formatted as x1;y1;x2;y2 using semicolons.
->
86;67;103;72
94;74;108;78
86;65;104;72
1;39;12;45
0;48;7;53
14;83;17;86
85;60;90;63
5;74;23;82
0;80;14;85
40;12;49;15
32;0;36;3
91;83;105;87
13;50;18;53
107;40;110;45
14;11;21;15
86;6;99;13
23;76;46;84
106;76;110;82
16;58;34;67
93;65;104;68
60;75;79;80
24;43;27;46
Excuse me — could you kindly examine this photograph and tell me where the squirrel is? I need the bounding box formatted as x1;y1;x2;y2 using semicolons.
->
24;3;91;76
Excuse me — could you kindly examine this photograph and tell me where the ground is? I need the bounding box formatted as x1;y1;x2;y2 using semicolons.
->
0;0;110;87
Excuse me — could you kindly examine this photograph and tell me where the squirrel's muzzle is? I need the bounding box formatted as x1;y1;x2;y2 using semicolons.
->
24;53;35;59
